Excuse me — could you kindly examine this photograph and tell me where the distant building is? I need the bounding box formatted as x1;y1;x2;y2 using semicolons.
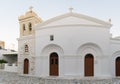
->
0;41;5;49
2;49;17;65
18;8;120;78
0;41;17;64
0;41;17;72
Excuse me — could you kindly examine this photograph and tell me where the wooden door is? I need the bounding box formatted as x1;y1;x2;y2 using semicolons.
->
24;59;29;74
116;57;120;76
85;54;94;76
50;53;59;76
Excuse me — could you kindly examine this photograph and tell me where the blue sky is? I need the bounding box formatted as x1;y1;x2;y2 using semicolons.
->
0;0;120;50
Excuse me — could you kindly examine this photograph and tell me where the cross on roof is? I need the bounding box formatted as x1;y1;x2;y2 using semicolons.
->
69;7;74;12
29;6;33;11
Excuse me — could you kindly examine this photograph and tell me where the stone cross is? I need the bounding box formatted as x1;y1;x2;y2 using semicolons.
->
109;18;111;23
29;6;33;11
69;7;74;12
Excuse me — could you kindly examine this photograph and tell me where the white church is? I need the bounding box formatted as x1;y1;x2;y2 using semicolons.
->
17;8;120;78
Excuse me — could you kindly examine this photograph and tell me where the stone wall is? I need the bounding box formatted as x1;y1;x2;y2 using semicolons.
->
0;71;120;84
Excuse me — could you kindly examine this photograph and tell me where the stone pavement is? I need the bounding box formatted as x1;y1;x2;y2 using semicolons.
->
0;71;120;84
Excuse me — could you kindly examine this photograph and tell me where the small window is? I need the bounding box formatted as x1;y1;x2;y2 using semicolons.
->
23;24;25;31
25;45;29;52
55;59;58;65
51;59;54;64
50;35;54;41
29;23;32;31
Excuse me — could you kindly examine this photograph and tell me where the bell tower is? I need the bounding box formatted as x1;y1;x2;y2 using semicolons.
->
18;7;42;37
18;7;42;75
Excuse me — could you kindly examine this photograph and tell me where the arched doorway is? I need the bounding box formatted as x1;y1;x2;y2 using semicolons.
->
50;52;59;76
85;54;94;76
116;57;120;76
24;59;29;74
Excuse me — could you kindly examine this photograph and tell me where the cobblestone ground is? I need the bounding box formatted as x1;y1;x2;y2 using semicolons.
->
0;71;120;84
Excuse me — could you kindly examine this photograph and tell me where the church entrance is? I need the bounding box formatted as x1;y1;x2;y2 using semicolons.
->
24;59;29;74
116;57;120;76
85;54;94;76
50;52;59;76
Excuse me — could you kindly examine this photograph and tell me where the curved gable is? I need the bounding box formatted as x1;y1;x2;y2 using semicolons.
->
35;12;112;30
41;44;64;56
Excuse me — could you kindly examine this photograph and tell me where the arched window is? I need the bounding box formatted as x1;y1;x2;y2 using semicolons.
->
29;23;32;31
23;24;25;31
25;45;29;52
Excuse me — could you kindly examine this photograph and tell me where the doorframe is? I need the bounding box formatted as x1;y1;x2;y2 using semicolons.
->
116;57;120;76
84;54;94;76
23;58;29;74
49;52;59;76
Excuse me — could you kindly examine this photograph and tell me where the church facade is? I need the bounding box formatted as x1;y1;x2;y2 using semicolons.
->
18;8;120;78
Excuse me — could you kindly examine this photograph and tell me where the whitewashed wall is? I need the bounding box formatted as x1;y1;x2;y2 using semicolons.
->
35;24;111;77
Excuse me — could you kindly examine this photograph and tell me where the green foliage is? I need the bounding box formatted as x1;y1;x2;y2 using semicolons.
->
0;59;8;64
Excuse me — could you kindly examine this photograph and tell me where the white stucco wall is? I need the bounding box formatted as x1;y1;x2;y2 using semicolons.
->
35;23;111;77
33;12;113;77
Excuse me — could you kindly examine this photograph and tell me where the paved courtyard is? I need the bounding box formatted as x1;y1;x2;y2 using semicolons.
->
0;71;120;84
